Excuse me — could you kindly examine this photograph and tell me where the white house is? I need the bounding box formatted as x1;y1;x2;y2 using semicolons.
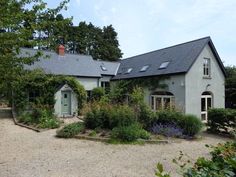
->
23;45;119;117
24;37;226;120
112;37;226;122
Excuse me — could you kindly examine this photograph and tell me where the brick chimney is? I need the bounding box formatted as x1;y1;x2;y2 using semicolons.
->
57;45;65;56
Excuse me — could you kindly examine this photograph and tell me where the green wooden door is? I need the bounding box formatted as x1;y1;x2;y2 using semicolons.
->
61;91;71;115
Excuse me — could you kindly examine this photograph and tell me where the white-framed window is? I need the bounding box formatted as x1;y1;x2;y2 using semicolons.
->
203;58;211;77
150;91;175;111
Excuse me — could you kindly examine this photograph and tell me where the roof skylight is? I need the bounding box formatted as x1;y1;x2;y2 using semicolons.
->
100;65;107;71
140;65;150;72
125;68;133;74
159;61;170;69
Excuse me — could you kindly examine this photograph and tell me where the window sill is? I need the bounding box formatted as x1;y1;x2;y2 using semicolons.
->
203;76;212;79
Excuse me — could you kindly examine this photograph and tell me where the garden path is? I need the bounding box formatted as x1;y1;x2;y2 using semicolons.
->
0;118;231;177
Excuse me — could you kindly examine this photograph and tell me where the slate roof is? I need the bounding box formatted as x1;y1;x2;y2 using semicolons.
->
22;48;102;77
96;60;120;76
112;37;226;80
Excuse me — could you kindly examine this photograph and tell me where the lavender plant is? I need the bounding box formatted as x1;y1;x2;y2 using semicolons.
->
151;123;184;138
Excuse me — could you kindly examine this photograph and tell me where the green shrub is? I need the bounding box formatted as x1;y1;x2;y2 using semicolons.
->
91;87;105;101
180;115;203;137
208;108;236;134
56;122;84;138
151;111;203;137
184;142;236;177
38;116;60;129
84;109;103;129
18;112;37;125
155;142;236;176
109;105;136;128
155;110;184;125
111;123;150;142
84;103;136;130
138;103;156;129
18;107;60;129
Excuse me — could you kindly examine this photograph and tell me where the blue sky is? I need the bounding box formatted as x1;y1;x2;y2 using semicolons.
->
46;0;236;66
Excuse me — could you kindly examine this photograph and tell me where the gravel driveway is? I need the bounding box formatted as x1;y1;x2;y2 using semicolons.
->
0;118;231;177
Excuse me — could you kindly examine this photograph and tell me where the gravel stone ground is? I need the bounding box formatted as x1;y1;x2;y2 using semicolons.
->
0;118;231;177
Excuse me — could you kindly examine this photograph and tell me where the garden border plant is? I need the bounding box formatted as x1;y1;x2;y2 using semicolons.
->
12;69;86;129
207;108;236;135
155;141;236;177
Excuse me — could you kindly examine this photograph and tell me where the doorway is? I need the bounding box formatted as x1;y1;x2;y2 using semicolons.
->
201;91;213;122
61;91;71;115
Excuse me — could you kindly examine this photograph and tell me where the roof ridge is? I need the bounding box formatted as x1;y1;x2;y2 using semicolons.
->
20;47;93;57
96;60;120;64
122;36;211;61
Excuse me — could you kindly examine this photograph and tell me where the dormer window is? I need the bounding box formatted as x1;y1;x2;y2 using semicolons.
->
203;58;210;77
159;61;170;69
140;65;150;72
125;68;133;74
100;65;107;71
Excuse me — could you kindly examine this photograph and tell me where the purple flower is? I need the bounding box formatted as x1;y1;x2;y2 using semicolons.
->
150;123;184;138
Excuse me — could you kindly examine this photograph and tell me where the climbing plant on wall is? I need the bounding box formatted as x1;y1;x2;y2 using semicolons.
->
12;70;86;114
109;76;168;103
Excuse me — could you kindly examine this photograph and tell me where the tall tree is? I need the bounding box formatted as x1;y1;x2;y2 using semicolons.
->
100;25;122;61
0;0;71;98
225;66;236;108
66;22;123;61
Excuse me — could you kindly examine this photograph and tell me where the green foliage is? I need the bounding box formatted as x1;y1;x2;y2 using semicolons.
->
111;123;150;142
91;87;105;101
67;22;123;61
109;77;167;104
18;106;60;129
129;87;144;105
109;105;136;128
13;70;86;114
155;163;171;177
155;142;236;177
154;110;184;125
184;142;236;177
180;115;204;137
138;103;156;129
225;66;236;109
151;111;203;137
0;0;71;99
56;122;84;138
88;130;97;137
84;103;136;130
208;108;236;134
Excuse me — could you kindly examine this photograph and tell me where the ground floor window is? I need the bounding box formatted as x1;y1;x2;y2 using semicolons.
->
151;91;175;111
201;91;213;122
101;81;110;93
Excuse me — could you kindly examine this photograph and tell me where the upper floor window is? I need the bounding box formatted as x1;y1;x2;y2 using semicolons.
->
159;61;170;69
203;58;210;77
140;65;150;72
100;65;107;71
125;68;133;74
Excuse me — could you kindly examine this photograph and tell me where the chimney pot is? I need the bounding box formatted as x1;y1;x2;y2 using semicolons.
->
57;45;65;56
